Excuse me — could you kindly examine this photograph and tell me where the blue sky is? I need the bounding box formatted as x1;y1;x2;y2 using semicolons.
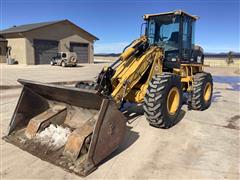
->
0;0;239;53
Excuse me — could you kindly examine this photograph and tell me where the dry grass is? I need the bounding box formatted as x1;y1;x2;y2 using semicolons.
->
204;58;240;67
94;56;240;68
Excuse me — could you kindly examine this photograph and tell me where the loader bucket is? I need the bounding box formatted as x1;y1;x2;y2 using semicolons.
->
3;79;126;176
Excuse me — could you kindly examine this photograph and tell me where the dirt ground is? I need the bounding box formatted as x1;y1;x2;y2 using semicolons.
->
0;64;239;179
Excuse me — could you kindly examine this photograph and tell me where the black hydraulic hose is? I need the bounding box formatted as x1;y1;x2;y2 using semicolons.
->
110;37;148;69
109;57;121;68
122;39;135;52
109;40;135;69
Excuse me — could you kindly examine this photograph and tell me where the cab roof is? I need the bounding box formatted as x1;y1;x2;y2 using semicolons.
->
143;10;199;20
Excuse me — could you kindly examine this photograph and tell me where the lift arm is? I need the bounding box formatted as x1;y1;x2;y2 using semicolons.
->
96;36;164;105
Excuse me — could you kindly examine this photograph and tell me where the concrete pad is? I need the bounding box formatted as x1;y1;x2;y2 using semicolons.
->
1;63;108;87
0;65;239;179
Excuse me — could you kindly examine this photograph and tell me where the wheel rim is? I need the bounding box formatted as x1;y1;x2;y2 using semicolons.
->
204;82;212;102
167;87;180;115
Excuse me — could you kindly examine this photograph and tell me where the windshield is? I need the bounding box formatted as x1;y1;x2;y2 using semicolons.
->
147;15;180;52
56;53;61;58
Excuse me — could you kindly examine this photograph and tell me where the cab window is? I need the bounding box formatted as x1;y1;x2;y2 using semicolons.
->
62;53;67;58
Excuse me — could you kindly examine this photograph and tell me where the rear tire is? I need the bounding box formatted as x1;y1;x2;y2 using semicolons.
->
189;72;213;110
143;73;183;128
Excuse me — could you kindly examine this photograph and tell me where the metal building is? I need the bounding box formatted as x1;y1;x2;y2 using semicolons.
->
0;20;98;64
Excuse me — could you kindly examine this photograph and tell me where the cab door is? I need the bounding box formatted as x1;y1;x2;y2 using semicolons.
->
181;15;192;62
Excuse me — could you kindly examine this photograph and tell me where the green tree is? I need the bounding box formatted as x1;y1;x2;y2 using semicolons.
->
226;51;234;65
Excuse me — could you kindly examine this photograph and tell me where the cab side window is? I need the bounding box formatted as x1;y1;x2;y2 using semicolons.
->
181;15;192;61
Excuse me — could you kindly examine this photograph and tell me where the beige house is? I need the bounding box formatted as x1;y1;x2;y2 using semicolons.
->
0;20;98;64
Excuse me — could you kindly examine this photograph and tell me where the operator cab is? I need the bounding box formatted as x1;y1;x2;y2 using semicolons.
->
144;10;204;67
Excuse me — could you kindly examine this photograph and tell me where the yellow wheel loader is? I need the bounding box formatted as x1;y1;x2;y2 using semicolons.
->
4;10;213;176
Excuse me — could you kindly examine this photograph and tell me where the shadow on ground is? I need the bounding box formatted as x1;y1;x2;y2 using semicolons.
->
122;103;144;123
224;115;240;130
94;61;112;64
99;102;186;167
99;103;143;165
121;102;186;128
99;125;140;166
66;65;84;68
50;64;84;68
172;109;186;127
212;91;222;102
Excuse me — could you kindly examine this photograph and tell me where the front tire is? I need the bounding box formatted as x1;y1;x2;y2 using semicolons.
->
189;72;213;110
143;73;183;128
